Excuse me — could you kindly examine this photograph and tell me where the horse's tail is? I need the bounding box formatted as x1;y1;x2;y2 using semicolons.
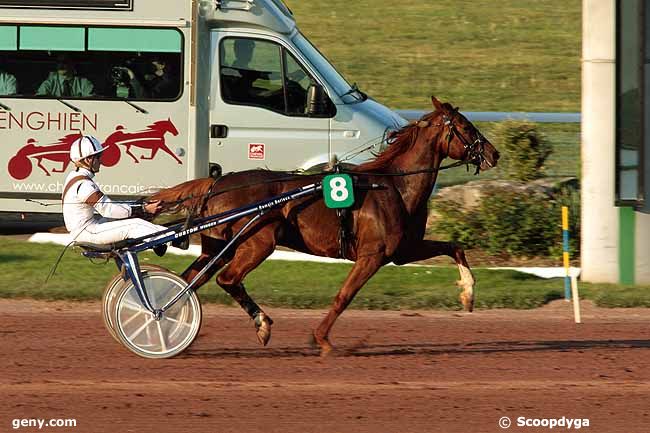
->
148;178;213;214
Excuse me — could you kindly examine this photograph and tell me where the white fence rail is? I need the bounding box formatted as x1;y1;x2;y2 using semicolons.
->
396;110;581;123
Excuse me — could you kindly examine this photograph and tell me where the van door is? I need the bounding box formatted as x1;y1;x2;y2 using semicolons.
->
209;33;330;174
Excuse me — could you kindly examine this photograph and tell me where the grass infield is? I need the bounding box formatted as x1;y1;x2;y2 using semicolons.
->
293;1;582;183
1;239;648;309
291;0;581;112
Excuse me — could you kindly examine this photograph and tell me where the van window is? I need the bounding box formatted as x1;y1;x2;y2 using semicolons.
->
20;26;85;51
220;37;317;116
0;24;183;101
88;28;182;53
0;26;17;50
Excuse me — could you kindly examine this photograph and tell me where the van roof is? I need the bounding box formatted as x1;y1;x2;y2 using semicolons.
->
201;0;296;35
0;0;296;35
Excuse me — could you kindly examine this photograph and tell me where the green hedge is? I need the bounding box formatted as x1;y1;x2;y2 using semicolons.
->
430;182;580;258
493;120;553;181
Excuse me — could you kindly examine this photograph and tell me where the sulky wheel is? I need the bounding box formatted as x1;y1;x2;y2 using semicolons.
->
110;269;202;359
101;264;167;343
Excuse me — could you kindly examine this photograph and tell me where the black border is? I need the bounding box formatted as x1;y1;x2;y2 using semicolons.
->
615;0;646;208
0;0;133;11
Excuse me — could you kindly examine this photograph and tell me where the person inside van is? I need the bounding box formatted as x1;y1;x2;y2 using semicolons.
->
0;70;17;96
141;56;176;99
233;39;255;69
0;59;17;95
226;39;260;103
114;56;176;99
37;56;94;98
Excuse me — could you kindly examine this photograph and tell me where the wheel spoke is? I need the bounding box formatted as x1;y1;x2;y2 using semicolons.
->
127;316;154;341
121;310;145;328
156;321;167;352
122;299;147;313
164;316;190;327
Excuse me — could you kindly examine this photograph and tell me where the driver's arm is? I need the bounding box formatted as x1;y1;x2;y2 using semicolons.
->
79;183;131;219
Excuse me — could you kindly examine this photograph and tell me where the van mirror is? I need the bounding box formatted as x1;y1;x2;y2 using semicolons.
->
306;83;330;117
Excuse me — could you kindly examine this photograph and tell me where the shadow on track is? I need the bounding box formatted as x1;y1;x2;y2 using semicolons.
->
181;339;650;359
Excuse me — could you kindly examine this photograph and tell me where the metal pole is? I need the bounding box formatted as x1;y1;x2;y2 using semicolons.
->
562;206;572;300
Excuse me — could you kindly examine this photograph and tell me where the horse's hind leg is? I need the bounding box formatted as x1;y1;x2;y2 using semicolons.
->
216;224;279;346
181;235;231;288
393;240;475;311
314;254;384;356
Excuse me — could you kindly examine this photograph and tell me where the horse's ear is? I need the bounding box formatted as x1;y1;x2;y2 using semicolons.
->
431;95;443;111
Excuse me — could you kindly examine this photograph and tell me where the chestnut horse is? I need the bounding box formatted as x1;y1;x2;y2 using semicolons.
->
150;96;499;355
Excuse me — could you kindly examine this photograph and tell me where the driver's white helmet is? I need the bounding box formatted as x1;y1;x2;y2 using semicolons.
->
69;135;105;162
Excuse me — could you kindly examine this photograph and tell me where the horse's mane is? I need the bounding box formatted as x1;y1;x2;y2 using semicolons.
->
352;108;445;172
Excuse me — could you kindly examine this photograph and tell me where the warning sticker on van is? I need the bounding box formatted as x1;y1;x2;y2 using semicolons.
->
248;143;265;160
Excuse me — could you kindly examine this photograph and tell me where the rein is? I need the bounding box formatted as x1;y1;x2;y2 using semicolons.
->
160;114;486;212
158;159;471;213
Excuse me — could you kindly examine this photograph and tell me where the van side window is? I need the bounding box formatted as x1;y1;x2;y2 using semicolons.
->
220;37;316;116
284;51;313;115
0;24;183;101
220;38;284;111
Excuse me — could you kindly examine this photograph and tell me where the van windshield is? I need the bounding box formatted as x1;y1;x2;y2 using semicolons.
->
292;32;360;103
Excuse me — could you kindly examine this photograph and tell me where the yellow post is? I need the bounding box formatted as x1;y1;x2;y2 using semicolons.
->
562;206;571;300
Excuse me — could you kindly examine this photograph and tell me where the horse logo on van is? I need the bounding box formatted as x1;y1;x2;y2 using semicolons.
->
101;119;181;167
7;134;80;180
7;118;182;180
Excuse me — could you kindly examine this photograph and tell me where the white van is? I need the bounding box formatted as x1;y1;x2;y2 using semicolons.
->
0;0;406;217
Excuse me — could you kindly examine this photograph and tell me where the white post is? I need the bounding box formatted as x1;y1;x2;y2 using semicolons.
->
570;275;582;324
581;0;619;283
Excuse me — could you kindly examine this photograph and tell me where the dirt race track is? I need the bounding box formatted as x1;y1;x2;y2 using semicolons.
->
1;299;649;433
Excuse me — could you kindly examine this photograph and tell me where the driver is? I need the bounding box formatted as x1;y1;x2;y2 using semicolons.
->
62;135;168;249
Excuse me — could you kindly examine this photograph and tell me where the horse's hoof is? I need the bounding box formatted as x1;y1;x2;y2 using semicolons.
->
459;292;474;312
254;312;272;346
319;344;334;358
312;331;333;357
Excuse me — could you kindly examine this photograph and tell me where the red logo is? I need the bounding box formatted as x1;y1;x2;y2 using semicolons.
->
7;119;181;180
248;143;265;160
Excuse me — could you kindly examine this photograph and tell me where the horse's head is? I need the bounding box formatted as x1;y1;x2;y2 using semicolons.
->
428;96;499;173
149;119;179;137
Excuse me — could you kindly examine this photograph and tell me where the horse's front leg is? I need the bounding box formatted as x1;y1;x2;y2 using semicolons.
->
314;254;384;357
215;223;280;346
393;240;475;312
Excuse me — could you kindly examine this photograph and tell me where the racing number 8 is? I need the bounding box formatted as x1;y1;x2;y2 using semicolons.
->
323;174;354;209
329;176;349;202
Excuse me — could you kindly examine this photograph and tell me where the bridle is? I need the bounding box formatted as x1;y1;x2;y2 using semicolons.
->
440;111;492;175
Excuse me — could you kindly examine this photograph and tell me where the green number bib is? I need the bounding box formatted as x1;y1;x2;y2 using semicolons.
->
323;174;355;209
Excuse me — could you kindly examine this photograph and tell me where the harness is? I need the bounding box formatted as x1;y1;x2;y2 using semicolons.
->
331;165;353;260
61;175;90;203
155;110;489;260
